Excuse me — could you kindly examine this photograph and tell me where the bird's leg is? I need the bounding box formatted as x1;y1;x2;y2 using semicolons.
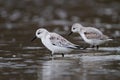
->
51;52;54;57
50;52;55;60
61;53;64;57
96;45;99;50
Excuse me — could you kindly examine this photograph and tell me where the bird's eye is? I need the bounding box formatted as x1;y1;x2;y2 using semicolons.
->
73;28;75;30
38;32;41;35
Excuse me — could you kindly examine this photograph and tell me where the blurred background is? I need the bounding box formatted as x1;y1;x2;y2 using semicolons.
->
0;0;120;27
0;0;120;80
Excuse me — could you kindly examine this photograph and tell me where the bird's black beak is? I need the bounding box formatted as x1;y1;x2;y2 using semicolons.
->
68;31;73;36
31;36;37;42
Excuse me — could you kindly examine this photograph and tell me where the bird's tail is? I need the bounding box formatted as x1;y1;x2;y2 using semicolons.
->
67;45;87;50
75;45;81;49
74;45;87;50
107;39;113;41
67;45;81;49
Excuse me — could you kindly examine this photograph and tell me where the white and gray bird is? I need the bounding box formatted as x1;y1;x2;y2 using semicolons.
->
31;28;81;57
69;23;112;50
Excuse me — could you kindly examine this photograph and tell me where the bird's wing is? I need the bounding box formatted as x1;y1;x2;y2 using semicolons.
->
86;27;103;34
49;33;78;49
83;27;108;40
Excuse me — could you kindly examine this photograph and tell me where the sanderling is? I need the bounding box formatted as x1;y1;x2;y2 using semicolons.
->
69;23;112;50
31;28;81;57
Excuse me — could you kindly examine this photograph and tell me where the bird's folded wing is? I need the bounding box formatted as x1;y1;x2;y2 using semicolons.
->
84;31;109;40
84;27;105;39
49;33;77;48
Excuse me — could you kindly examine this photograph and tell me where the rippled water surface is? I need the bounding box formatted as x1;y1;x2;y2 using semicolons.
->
0;0;120;80
0;25;120;80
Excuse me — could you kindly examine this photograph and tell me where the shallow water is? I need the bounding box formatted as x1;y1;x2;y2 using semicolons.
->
0;26;120;80
0;0;120;80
